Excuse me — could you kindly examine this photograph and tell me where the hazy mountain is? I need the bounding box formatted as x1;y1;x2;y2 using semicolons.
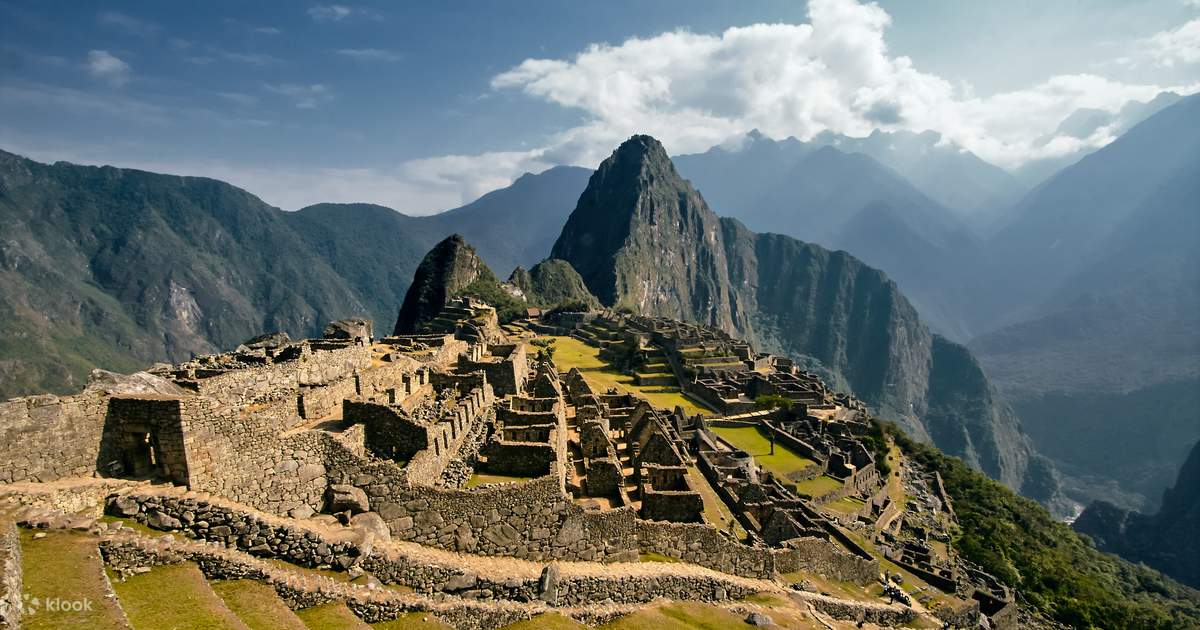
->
676;135;982;339
1074;440;1200;588
811;129;1024;215
1013;91;1185;189
971;92;1200;509
0;150;589;398
553;135;1060;503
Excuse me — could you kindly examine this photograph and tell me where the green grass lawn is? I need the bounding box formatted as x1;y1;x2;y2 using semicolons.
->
371;612;454;629
823;496;866;514
708;424;816;480
638;551;681;563
792;475;845;498
687;466;748;540
465;473;533;488
211;580;307;630
598;602;755;630
20;529;131;630
295;603;371;629
112;562;249;629
535;336;712;416
498;613;587;629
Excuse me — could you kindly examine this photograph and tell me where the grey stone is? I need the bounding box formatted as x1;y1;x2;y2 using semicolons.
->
326;484;369;514
746;612;774;626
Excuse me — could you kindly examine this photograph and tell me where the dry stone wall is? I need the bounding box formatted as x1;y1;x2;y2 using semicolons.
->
0;392;108;483
0;522;21;629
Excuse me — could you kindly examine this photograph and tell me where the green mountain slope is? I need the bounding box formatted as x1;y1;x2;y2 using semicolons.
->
551;135;1057;502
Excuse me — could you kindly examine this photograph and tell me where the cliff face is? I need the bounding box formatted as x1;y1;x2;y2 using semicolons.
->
392;235;496;334
550;135;748;331
1074;440;1200;588
553;135;1046;493
508;259;600;309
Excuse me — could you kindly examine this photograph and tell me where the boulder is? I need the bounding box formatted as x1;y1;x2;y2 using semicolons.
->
239;331;292;351
326;485;370;514
145;509;182;531
350;512;391;543
109;495;141;517
537;563;560;605
746;612;774;626
324;318;373;342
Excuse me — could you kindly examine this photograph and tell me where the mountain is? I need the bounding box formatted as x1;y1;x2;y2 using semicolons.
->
810;129;1025;215
675;134;984;339
970;93;1200;510
393;234;502;333
1073;440;1200;588
1013;91;1185;189
0;149;372;398
552;134;1059;501
0;149;589;399
508;259;600;309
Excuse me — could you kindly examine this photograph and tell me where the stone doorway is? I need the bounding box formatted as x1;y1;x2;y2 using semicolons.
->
120;428;164;479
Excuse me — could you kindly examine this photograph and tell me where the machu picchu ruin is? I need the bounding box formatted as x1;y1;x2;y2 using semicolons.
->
0;270;1031;630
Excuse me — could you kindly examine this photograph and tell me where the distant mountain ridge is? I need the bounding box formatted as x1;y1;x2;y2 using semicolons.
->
0;149;588;398
552;134;1061;502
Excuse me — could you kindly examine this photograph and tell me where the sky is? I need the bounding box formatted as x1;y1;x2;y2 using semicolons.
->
1;0;1198;214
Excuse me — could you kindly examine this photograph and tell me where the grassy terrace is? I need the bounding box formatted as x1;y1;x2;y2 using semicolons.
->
21;529;131;629
465;472;533;488
112;562;250;629
533;335;712;416
708;424;817;480
823;495;866;514
687;466;747;540
212;580;308;630
792;475;845;498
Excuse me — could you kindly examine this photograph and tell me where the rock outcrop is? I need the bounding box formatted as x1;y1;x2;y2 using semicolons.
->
551;134;1051;495
1074;440;1200;588
393;235;499;334
507;259;600;310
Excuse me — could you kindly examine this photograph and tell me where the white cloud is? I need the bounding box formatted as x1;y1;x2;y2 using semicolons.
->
1141;19;1200;67
97;11;159;37
85;50;132;87
264;83;333;109
307;5;380;23
489;0;1196;170
0;82;167;124
254;26;283;35
336;48;404;62
219;51;282;66
217;91;259;107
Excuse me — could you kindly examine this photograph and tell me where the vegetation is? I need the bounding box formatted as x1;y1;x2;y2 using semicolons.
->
111;563;249;629
539;335;711;415
295;602;372;629
20;530;130;629
753;394;792;410
547;300;593;314
888;423;1200;629
211;580;308;630
529;337;557;362
454;277;527;323
597;601;756;630
708;424;816;480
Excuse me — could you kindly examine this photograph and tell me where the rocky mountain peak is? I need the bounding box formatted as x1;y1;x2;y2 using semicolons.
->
392;234;495;334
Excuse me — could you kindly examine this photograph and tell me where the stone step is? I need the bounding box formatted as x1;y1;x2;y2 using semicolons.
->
295;602;372;629
20;529;133;630
111;562;250;629
211;579;309;630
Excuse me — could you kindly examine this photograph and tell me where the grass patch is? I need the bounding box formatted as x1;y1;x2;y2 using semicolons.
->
708;424;816;479
687;466;747;540
498;613;587;629
372;612;454;629
638;551;681;563
535;336;712;416
465;473;533;488
20;529;131;630
111;562;249;629
823;496;866;514
212;580;307;630
599;602;753;630
295;602;371;629
792;475;844;498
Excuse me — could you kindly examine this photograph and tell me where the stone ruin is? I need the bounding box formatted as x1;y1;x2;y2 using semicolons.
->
0;301;1017;629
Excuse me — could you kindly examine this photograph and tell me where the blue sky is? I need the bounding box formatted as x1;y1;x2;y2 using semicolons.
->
1;1;1197;213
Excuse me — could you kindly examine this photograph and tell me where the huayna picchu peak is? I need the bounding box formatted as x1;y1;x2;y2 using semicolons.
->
552;135;1057;507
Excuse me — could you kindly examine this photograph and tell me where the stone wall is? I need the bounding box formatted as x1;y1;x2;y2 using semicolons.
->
772;537;878;585
298;376;358;419
188;344;370;407
482;442;557;478
97;396;190;484
0;522;21;629
634;520;774;578
0;391;108;483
